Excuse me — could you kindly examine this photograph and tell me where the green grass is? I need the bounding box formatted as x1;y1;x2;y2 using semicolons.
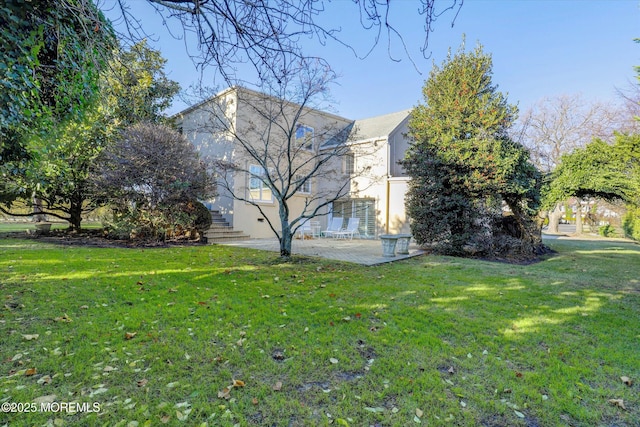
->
1;237;638;426
0;222;103;233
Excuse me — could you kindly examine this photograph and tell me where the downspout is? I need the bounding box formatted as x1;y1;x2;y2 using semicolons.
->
385;179;390;234
385;137;391;234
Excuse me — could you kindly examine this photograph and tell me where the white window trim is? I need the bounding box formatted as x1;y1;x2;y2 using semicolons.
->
295;175;312;194
295;124;314;151
248;164;273;203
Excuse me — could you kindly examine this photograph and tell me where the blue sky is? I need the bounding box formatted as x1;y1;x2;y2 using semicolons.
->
102;0;639;120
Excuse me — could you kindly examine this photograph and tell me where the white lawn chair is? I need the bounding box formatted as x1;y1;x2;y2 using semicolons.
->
296;219;312;239
321;217;343;238
334;217;360;240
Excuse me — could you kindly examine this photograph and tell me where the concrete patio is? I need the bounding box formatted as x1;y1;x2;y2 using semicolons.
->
213;236;425;266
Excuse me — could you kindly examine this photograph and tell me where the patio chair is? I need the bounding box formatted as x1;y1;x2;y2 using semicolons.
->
321;217;343;238
334;217;360;240
296;219;312;239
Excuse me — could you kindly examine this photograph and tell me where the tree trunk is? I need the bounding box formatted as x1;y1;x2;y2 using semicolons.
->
32;197;46;222
279;230;293;258
575;205;583;235
278;202;292;257
69;196;83;232
505;198;545;257
547;203;563;234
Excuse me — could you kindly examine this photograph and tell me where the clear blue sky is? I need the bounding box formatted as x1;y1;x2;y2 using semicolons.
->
101;0;639;120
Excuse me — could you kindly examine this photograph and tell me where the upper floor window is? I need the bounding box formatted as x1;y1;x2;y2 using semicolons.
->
248;164;273;202
295;124;314;150
295;175;311;194
343;153;355;175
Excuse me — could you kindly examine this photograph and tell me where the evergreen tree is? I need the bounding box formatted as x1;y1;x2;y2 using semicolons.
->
403;42;544;257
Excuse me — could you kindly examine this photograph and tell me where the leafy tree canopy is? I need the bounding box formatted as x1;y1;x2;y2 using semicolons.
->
546;133;640;209
0;0;115;156
403;42;544;258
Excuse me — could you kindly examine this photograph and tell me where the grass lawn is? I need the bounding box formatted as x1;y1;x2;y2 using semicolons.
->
0;222;103;233
0;237;638;426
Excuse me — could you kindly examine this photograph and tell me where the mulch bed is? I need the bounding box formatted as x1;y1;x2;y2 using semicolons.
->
1;229;207;249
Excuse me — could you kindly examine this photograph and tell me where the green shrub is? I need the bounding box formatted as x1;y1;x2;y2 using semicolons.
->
598;224;616;237
623;206;640;241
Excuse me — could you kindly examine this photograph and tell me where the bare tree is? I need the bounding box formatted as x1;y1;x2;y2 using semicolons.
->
94;122;216;239
177;61;380;257
107;0;463;85
616;81;640;135
515;94;620;233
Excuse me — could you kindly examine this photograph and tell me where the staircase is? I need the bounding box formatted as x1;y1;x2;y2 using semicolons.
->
205;210;251;243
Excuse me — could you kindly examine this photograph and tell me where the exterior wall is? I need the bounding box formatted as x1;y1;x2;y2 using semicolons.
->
388;118;411;177
215;88;352;238
176;92;238;226
177;87;413;239
388;178;411;234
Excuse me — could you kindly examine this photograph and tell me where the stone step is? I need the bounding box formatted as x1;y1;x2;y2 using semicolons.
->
207;233;251;242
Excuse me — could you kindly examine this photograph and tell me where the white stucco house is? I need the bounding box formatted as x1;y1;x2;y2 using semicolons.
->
175;86;412;240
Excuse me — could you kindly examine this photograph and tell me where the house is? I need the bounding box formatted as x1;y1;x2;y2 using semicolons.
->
175;86;412;240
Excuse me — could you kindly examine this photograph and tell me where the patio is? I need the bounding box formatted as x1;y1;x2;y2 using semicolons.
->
213;236;425;266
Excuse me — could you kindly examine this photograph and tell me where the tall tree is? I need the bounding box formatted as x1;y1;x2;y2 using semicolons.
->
0;41;180;230
0;0;114;172
187;63;377;257
104;39;181;126
403;43;544;258
515;94;622;233
546;133;640;235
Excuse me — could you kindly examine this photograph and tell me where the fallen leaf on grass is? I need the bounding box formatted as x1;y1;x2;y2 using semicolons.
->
608;399;626;410
329;358;339;364
37;375;52;385
160;415;171;424
33;395;57;404
54;313;72;322
137;378;148;387
514;410;525;418
25;368;37;376
125;332;137;340
22;334;39;341
252;398;259;405
176;410;190;421
272;381;282;391
415;408;423;417
217;379;246;400
218;387;231;400
620;376;633;386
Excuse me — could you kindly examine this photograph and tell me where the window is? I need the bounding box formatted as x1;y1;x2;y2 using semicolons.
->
343;153;355;175
295;124;314;150
248;164;272;202
295;175;311;194
332;198;376;237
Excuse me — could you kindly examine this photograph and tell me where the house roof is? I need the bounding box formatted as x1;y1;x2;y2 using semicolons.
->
351;109;412;141
321;109;412;148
